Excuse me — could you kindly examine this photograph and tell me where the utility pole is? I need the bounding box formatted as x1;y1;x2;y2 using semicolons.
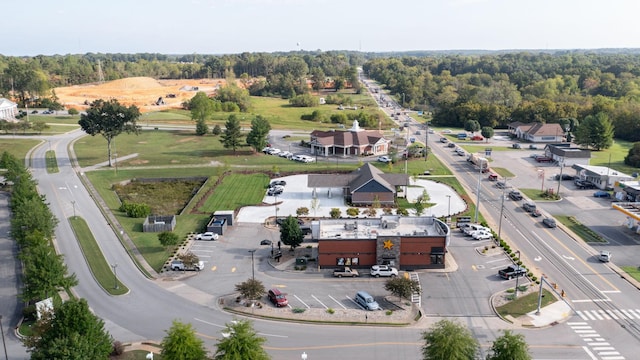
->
474;157;482;223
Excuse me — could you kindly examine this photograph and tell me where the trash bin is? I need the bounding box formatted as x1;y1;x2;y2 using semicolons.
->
295;258;307;266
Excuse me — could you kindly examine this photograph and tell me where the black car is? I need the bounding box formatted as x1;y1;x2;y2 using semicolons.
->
267;187;283;196
260;239;272;246
542;218;557;228
555;174;575;181
270;180;286;187
575;180;596;189
447;142;456;148
275;217;305;226
509;190;523;201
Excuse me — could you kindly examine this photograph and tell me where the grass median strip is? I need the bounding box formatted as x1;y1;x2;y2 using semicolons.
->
69;217;128;295
555;215;606;243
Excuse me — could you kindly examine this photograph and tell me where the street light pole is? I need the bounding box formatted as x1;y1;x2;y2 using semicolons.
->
248;250;256;281
446;195;451;219
556;162;564;198
111;263;118;290
474;157;482;223
0;315;8;360
497;181;507;244
514;250;521;297
71;200;76;219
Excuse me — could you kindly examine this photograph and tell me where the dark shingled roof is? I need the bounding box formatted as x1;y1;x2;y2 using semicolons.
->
307;163;409;193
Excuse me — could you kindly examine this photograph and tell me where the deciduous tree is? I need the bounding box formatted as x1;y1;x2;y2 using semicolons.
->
161;320;208;360
235;278;266;300
421;319;479;360
214;319;270;360
486;330;532;360
78;99;140;167
280;215;303;250
385;277;421;301
481;126;494;142
26;298;112;360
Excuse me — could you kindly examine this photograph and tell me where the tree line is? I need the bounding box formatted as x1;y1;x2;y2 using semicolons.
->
363;52;640;143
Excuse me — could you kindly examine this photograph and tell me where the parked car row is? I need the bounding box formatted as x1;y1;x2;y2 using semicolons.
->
262;147;315;163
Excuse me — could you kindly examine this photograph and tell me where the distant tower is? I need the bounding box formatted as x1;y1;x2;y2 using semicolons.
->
97;60;105;83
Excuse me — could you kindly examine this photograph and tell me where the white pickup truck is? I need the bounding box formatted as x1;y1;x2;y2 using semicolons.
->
170;260;204;271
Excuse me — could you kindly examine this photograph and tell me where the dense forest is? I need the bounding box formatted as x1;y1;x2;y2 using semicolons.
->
4;50;640;142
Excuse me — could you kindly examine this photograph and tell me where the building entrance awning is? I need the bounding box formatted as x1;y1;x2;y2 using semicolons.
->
612;202;640;222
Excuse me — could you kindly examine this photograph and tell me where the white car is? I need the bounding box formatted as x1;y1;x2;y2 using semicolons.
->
196;232;218;241
472;230;493;240
370;265;399;277
278;151;292;158
267;148;281;155
377;156;392;163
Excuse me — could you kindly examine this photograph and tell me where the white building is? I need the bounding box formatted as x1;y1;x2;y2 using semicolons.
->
0;98;18;123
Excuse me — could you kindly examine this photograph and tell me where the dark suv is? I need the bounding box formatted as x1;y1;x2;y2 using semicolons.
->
575;180;596;189
509;190;523;201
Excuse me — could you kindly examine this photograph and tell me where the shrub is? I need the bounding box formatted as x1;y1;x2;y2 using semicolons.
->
326;308;335;314
346;208;360;217
292;308;306;313
386;310;394;316
111;341;125;356
67;108;79;115
296;207;309;216
329;208;341;218
119;201;151;218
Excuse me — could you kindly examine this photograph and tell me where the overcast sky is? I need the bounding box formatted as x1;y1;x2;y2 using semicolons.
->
3;0;640;56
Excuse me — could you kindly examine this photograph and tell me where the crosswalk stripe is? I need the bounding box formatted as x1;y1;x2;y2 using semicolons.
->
628;309;640;319
605;310;619;319
598;310;611;320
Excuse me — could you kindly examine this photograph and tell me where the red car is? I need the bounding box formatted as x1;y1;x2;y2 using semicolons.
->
471;135;484;141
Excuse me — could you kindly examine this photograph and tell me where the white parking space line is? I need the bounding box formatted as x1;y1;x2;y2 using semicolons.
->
311;295;328;309
294;294;310;309
328;295;347;309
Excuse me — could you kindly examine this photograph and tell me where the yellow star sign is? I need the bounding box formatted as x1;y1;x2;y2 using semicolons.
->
383;240;394;250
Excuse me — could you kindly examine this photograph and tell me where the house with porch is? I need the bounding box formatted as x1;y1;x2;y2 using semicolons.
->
307;163;408;206
0;98;18;123
509;121;566;143
309;120;389;157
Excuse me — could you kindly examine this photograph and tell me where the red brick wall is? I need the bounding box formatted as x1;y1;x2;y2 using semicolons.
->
318;239;377;268
400;237;446;268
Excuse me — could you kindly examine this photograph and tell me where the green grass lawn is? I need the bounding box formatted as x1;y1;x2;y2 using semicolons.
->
0;139;42;160
496;288;555;319
589;139;638;175
621;266;640;282
491;167;515;178
555;215;606;243
45;150;59;173
69;217;129;294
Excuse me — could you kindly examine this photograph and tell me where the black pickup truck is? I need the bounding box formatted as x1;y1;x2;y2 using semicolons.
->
498;265;527;280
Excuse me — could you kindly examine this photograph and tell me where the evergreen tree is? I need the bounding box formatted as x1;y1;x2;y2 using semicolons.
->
221;114;243;153
246;115;271;152
574;113;614;150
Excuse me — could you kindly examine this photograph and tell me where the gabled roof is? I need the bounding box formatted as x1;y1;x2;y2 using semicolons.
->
509;122;565;137
307;163;409;192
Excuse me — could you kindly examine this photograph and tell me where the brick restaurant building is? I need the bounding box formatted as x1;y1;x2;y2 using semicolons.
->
315;215;450;270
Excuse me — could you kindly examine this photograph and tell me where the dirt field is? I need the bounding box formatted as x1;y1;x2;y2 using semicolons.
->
55;77;230;112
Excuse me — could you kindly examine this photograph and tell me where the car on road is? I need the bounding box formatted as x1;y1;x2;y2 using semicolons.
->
522;201;536;212
42;110;54;114
598;250;612;262
443;129;452;134
260;239;272;246
593;190;611;198
196;232;218;241
447;142;456;148
440;137;448;143
470;135;484;141
509;190;523;201
531;209;542;217
268;288;288;307
456;148;466;156
542;217;557;228
377;155;392;163
370;265;398;277
511;143;522;149
495;181;507;189
472;230;493;240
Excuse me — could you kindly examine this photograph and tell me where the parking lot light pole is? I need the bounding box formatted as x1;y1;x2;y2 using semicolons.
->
556;161;564;198
248;250;256;281
497;179;508;244
71;200;76;219
514;250;521;297
446;195;451;219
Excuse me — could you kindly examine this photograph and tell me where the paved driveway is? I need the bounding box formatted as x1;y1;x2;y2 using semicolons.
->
236;174;466;222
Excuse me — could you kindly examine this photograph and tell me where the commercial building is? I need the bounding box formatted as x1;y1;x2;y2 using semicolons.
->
0;98;18;122
572;164;634;190
309;120;389;157
314;215;450;270
508;122;566;143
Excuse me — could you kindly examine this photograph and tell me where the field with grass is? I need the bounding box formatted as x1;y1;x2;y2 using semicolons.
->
0;138;42;160
496;288;555;319
589;139;637;175
555;215;606;243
